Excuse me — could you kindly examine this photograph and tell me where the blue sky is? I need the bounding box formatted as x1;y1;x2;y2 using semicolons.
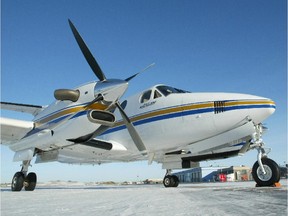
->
1;0;287;183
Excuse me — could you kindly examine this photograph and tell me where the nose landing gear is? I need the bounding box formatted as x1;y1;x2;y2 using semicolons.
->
250;124;280;187
252;157;280;187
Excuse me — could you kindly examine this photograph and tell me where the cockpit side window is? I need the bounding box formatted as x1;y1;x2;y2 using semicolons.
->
153;90;162;99
156;85;189;96
140;90;152;103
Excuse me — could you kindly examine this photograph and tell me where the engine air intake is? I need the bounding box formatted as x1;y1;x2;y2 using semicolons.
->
88;110;115;127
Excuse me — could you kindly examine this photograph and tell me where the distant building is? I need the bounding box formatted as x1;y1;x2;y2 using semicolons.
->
174;166;252;183
143;179;163;184
174;167;227;183
220;166;253;181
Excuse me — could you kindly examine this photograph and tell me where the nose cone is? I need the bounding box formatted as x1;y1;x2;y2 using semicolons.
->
234;94;276;124
254;97;276;124
209;92;276;124
262;98;276;114
94;79;128;102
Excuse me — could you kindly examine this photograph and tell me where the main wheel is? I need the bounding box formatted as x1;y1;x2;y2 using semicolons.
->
11;172;24;192
163;175;179;187
24;172;37;191
172;175;179;187
163;175;175;187
252;158;280;187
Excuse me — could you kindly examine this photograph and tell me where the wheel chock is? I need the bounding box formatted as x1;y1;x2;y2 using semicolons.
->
273;182;281;187
255;182;282;187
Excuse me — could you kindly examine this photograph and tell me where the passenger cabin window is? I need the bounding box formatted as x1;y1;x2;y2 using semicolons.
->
140;90;152;103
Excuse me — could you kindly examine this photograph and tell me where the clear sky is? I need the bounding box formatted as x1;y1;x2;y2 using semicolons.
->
1;0;287;183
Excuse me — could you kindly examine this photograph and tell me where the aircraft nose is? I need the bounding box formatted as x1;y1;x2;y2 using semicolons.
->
261;97;276;116
216;93;276;125
242;95;276;124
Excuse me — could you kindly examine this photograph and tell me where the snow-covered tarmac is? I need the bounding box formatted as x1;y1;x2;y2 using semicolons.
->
1;180;287;216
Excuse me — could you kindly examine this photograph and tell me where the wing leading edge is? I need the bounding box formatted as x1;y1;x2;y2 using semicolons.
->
0;117;34;145
1;102;45;116
1;102;42;144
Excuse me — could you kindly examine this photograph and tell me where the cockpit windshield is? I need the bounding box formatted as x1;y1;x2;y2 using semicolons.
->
156;85;189;96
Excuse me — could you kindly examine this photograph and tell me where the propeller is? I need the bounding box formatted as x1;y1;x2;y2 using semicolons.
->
68;19;151;155
68;19;106;81
116;102;147;154
84;94;104;108
125;63;155;82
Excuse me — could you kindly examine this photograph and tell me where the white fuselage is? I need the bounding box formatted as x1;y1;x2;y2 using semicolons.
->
8;84;275;166
100;85;275;154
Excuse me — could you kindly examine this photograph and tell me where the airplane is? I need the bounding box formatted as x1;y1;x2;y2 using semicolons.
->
1;19;280;191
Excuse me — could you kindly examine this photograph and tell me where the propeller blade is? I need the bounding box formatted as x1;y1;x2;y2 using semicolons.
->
125;63;155;82
84;94;104;108
116;102;147;154
68;19;106;81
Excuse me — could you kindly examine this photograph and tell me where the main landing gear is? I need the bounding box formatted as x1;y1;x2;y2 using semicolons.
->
163;169;179;187
250;124;280;187
11;160;37;192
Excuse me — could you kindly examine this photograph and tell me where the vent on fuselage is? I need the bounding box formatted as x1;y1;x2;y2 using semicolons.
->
214;101;226;114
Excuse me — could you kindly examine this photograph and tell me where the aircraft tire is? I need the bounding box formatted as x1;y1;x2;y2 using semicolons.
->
163;175;179;187
163;175;175;187
172;175;179;187
11;172;24;192
24;172;37;191
252;158;280;187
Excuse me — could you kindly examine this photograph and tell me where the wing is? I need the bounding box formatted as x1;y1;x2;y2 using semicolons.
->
1;102;45;116
0;117;34;145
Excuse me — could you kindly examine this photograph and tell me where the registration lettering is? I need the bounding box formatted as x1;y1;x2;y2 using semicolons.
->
140;101;156;109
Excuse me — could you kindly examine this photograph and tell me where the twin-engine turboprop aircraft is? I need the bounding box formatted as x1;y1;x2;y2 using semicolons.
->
1;20;280;191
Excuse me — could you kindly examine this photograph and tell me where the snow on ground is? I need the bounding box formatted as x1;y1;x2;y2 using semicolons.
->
1;180;287;216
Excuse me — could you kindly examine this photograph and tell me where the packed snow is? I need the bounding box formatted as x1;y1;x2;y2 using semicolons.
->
1;180;287;216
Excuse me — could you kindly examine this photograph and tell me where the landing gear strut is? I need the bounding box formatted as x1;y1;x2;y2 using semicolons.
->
250;124;280;187
163;169;179;187
11;160;37;192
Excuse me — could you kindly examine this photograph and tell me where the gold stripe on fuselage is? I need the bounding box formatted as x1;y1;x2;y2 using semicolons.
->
35;99;274;128
113;99;274;127
35;103;108;127
113;101;214;127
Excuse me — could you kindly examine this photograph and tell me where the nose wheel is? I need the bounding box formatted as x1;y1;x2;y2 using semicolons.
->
250;124;280;187
252;157;280;187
